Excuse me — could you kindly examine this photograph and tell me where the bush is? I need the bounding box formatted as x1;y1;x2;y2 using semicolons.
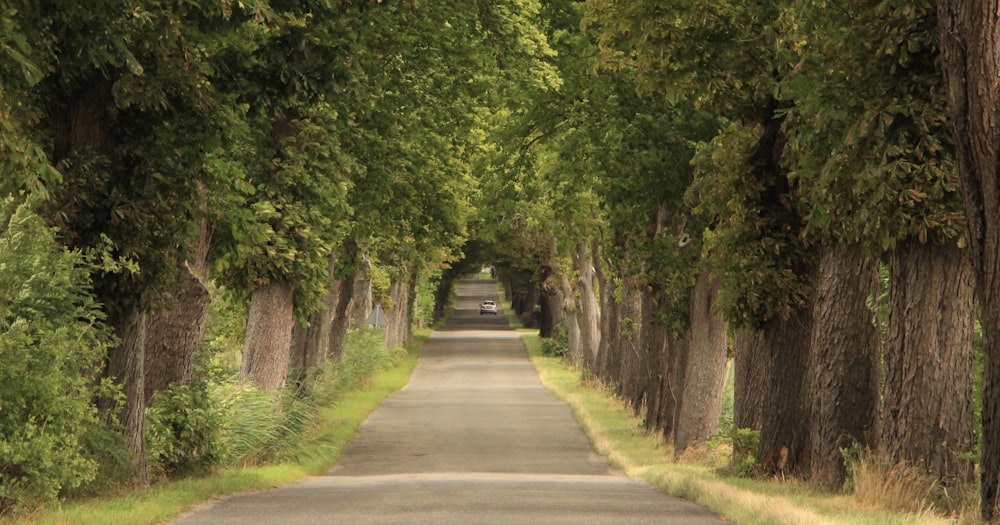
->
540;326;568;357
414;271;439;329
0;202;111;515
721;428;761;478
146;382;223;479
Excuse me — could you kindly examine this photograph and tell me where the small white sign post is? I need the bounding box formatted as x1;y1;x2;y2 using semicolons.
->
366;303;388;328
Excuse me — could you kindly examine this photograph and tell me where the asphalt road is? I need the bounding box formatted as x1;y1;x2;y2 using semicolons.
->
170;279;729;525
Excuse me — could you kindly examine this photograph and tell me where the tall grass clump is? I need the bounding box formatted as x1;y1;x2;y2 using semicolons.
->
847;450;939;515
213;384;315;467
211;327;405;468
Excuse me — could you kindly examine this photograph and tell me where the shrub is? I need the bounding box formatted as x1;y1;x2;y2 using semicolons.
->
0;202;111;515
414;271;439;329
719;428;761;478
540;326;568;357
146;382;223;479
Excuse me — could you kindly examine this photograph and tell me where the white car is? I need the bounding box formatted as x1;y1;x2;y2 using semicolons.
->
479;300;498;315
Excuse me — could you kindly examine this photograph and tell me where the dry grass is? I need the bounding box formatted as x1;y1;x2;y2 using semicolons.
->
522;333;978;525
850;453;938;514
849;452;981;524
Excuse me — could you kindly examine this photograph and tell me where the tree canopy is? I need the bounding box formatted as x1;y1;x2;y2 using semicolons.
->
1;0;997;520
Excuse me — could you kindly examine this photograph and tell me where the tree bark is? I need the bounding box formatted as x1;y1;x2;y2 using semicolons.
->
348;253;373;328
537;236;561;338
144;199;211;403
542;261;565;340
239;281;295;391
143;263;210;404
618;273;647;411
101;307;149;487
538;277;559;338
881;240;976;483
560;273;584;367
328;275;355;361
935;2;1000;518
289;305;331;387
758;302;814;477
808;244;880;489
640;291;673;435
384;271;412;348
594;258;620;385
733;329;767;432
674;271;729;457
572;241;601;371
290;254;337;384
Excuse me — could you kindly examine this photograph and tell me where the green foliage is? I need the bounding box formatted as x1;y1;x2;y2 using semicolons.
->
414;271;440;329
214;384;314;468
782;0;962;251
146;382;223;479
540;326;569;358
198;283;248;381
214;328;404;468
688;123;815;327
724;429;762;478
0;201;111;514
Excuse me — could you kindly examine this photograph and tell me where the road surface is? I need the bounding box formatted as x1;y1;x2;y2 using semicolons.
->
171;279;729;524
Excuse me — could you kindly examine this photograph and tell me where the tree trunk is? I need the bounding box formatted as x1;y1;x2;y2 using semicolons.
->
384;271;412;348
758;302;814;477
881;239;976;483
143;263;210;404
674;271;729;457
808;244;880;489
538;278;559;338
572;241;601;371
290;254;337;384
239;281;295;391
144;198;211;403
543;262;565;340
537;237;561;338
640;291;672;435
349;253;373;328
594;259;620;385
618;274;646;410
733;329;767;432
935;3;1000;519
328;275;355;361
289;304;331;386
560;273;584;367
101;307;149;487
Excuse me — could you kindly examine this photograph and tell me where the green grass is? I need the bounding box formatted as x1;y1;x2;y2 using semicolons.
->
7;332;426;525
520;333;959;525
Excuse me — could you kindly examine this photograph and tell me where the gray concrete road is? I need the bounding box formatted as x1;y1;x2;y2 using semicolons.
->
171;279;729;524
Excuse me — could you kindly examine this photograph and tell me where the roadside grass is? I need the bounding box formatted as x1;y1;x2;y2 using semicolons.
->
520;333;958;525
7;331;426;525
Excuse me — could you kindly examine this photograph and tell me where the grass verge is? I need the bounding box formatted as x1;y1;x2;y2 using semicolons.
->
520;333;956;525
10;332;426;525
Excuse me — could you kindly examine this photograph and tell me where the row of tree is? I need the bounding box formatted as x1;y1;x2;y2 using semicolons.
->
481;0;1000;520
0;0;562;507
4;0;1000;520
